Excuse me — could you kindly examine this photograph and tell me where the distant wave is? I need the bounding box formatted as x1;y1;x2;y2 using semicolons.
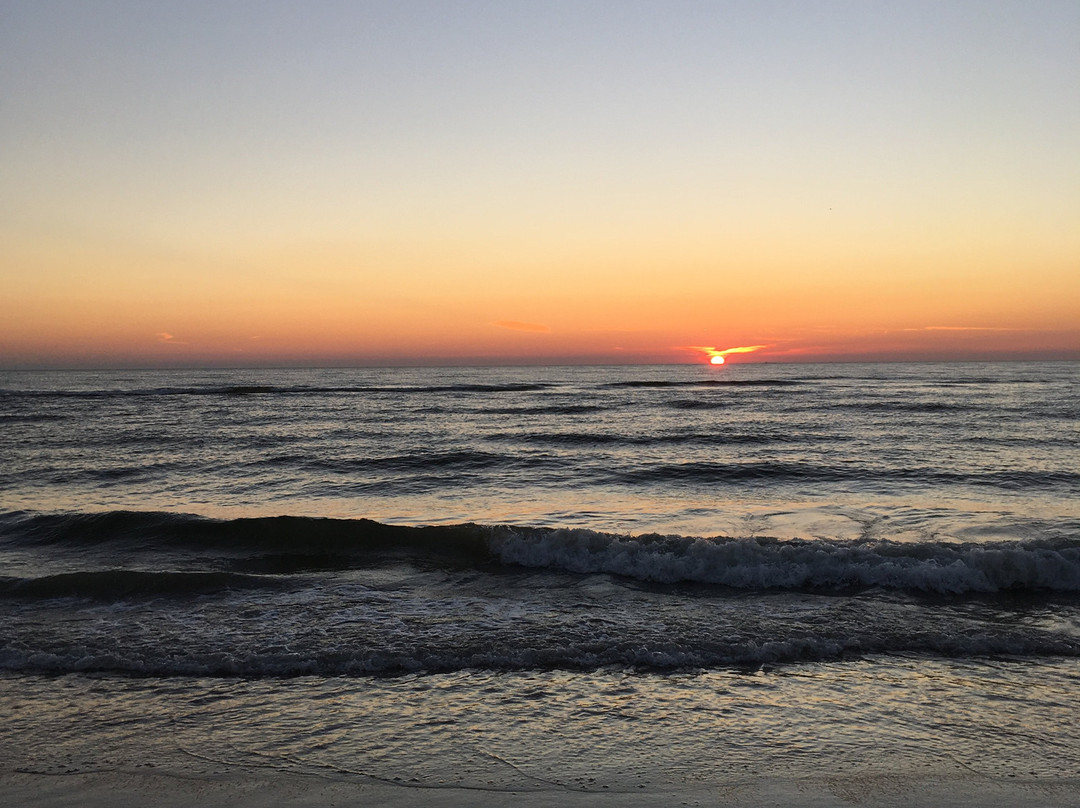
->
0;413;68;423
490;431;795;447
481;404;611;415
3;511;1078;596
604;379;804;388
309;450;511;473
840;401;979;413
0;383;553;399
612;461;1080;491
241;450;551;480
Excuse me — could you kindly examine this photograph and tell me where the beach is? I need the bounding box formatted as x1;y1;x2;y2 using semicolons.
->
8;769;1078;808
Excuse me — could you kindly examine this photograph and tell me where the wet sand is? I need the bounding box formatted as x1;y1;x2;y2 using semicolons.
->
4;768;1078;808
5;663;1080;808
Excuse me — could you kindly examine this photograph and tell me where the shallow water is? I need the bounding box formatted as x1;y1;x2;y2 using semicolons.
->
4;659;1079;792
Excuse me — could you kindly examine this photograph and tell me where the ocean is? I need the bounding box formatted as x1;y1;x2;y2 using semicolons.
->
2;361;1079;801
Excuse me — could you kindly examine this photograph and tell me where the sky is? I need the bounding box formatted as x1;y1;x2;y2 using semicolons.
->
1;0;1078;368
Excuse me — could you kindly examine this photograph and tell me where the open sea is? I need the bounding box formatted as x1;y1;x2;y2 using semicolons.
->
2;361;1079;798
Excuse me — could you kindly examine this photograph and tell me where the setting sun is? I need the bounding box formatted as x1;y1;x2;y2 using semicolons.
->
691;345;769;365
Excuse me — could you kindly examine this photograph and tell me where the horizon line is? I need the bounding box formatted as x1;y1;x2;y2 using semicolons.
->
3;356;1079;373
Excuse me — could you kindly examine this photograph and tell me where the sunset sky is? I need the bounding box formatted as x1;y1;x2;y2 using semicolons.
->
2;0;1078;367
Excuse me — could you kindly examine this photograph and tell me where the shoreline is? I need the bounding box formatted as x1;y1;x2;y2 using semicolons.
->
5;768;1078;808
5;662;1079;807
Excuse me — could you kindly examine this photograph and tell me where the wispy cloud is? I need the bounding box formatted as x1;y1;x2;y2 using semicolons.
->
718;344;769;355
902;326;1020;332
687;344;769;357
155;332;188;345
492;320;551;333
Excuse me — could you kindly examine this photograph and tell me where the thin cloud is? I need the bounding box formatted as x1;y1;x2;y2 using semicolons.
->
687;344;769;357
902;326;1020;332
717;344;769;355
155;332;188;345
492;320;551;333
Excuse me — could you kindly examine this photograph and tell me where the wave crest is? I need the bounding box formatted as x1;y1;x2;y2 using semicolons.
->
491;528;1080;594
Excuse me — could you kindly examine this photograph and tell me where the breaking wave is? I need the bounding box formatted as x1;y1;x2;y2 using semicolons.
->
3;511;1078;596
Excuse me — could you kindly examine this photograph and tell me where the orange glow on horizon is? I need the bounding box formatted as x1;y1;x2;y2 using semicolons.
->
692;345;770;365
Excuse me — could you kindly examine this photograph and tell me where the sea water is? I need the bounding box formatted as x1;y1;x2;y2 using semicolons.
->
1;362;1078;796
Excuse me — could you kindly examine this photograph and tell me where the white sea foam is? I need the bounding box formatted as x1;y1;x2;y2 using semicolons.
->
489;529;1080;593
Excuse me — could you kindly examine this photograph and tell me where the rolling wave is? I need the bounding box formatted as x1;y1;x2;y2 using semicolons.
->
0;510;488;559
3;511;1078;595
0;570;275;600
